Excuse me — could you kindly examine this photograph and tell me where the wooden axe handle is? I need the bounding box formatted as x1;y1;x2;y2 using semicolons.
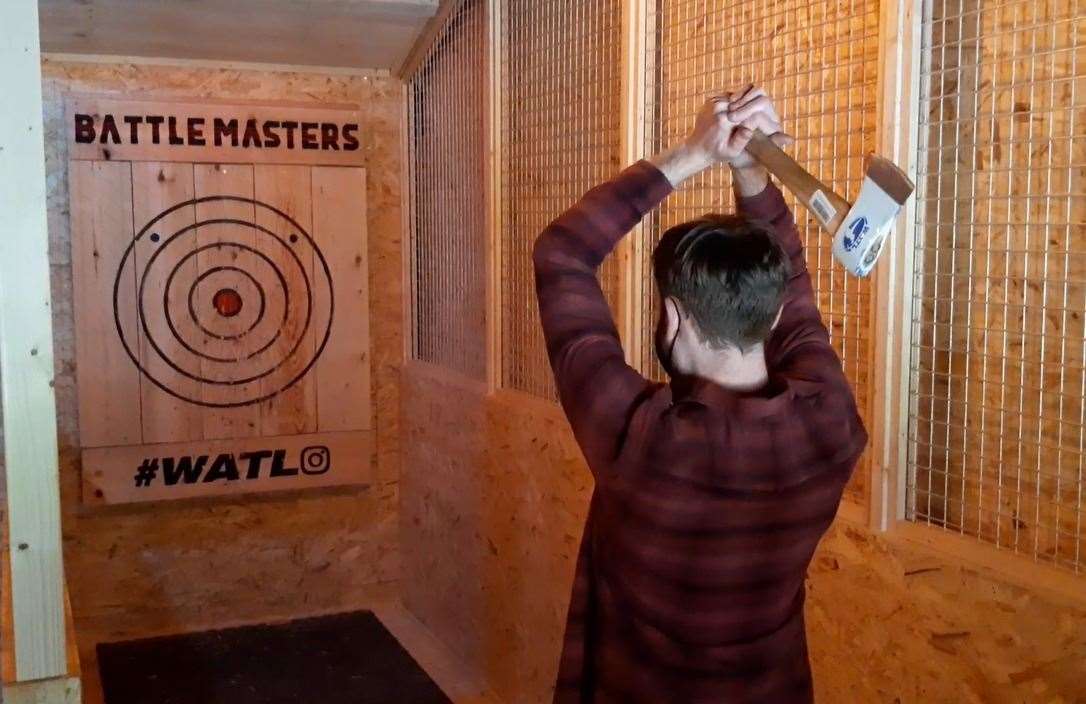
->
745;129;850;235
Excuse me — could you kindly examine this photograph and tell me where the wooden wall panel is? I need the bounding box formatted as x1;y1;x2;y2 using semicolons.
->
38;61;401;676
908;0;1085;571
312;166;372;432
131;162;203;444
192;163;261;438
254;165;317;436
400;367;1086;704
70;160;142;448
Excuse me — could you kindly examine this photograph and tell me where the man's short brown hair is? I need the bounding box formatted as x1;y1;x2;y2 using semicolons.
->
653;214;790;350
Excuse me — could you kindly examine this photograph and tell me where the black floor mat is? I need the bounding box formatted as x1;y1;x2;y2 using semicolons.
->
97;610;454;704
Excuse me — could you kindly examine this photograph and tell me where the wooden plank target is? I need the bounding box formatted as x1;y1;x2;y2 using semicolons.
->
69;97;373;505
71;160;143;448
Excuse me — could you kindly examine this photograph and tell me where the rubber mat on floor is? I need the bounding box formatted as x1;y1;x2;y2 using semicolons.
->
97;610;453;704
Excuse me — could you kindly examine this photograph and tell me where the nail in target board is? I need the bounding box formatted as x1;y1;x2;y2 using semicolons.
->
68;96;372;506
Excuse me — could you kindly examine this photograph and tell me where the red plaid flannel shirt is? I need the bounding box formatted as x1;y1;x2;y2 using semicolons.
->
533;160;868;703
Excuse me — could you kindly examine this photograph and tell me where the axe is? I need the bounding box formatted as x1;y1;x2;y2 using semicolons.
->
745;130;914;277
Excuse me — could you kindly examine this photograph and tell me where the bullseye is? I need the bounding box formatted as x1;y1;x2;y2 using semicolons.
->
213;288;243;317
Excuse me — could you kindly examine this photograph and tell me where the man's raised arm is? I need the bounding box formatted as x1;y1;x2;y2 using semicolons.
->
724;87;840;372
532;160;671;472
532;97;757;470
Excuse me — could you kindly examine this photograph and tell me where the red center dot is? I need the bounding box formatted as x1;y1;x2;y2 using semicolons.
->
212;288;243;317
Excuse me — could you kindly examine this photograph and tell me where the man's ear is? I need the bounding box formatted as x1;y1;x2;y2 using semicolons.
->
663;296;683;338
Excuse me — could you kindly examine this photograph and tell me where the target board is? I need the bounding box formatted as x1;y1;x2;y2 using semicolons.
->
68;97;373;506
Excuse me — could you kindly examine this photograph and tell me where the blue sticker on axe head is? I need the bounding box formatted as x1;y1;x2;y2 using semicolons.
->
842;216;870;252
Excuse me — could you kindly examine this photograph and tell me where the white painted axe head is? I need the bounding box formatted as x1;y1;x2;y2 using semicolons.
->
832;156;914;277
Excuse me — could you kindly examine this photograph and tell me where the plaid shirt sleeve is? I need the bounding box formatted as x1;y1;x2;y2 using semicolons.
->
532;161;673;472
735;180;848;382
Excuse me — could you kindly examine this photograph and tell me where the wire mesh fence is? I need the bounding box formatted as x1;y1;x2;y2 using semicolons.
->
498;0;625;399
907;0;1085;572
407;0;488;379
640;0;881;499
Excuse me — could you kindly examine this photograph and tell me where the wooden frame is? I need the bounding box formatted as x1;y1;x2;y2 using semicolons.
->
0;0;68;683
397;0;463;80
617;0;651;366
400;80;416;365
869;0;923;532
485;0;503;393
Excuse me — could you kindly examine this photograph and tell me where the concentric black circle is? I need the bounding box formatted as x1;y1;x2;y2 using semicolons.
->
188;266;265;340
113;196;335;408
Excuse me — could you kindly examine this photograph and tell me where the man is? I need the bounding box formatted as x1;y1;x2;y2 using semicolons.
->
532;86;868;703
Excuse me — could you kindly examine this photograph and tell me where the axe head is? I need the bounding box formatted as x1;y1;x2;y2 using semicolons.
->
832;156;915;277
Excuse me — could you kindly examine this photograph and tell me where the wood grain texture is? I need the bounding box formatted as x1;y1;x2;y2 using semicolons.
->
0;0;67;680
131;161;203;444
82;430;373;506
313;167;372;432
400;366;1086;704
2;544;80;693
41;0;437;72
746;129;851;234
255;165;318;435
66;97;367;166
70;160;143;447
39;59;403;670
909;0;1086;568
193;163;261;438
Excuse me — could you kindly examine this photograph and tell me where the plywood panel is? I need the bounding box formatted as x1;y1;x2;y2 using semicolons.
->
82;430;373;505
131;162;203;444
70;160;143;447
66;97;366;166
39;56;401;647
255;165;318;435
313;167;372;432
193;163;261;438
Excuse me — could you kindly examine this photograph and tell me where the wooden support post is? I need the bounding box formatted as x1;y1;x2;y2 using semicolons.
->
0;0;68;682
485;0;504;393
618;0;651;368
868;0;923;531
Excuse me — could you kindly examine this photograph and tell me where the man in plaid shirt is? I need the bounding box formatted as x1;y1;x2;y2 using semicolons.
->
533;86;868;703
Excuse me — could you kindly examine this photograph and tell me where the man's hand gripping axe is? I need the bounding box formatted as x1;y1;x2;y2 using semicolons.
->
745;130;915;277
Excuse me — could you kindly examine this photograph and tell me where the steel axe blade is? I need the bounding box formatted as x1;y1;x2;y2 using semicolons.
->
745;129;915;277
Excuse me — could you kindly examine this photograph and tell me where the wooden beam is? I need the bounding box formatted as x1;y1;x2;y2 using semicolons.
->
397;0;463;79
0;0;68;682
3;543;80;701
868;0;923;531
485;0;503;393
617;0;651;369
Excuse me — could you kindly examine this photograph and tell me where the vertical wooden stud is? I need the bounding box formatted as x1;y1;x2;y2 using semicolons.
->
485;0;504;393
869;0;924;531
0;0;67;681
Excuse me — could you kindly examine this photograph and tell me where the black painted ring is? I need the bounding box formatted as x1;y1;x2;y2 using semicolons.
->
112;196;335;408
187;265;267;341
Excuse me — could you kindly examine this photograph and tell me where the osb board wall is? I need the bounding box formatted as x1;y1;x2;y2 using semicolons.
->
401;364;1086;704
0;59;403;648
909;0;1085;570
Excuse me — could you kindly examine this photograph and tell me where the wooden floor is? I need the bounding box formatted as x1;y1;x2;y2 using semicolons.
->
79;603;502;704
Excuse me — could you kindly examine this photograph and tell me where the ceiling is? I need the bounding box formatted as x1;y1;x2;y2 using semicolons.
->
38;0;440;72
